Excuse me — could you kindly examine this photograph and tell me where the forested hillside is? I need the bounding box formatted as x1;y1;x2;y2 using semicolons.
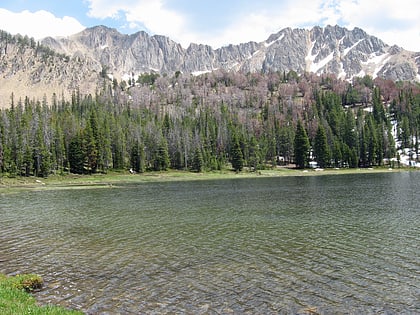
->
0;70;419;177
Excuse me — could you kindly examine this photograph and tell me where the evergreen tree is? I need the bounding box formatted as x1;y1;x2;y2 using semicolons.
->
248;135;261;170
359;128;368;167
230;134;244;172
294;120;310;169
349;147;358;168
52;122;66;174
313;124;330;168
130;140;145;173
1;70;417;175
343;109;357;149
153;138;170;171
400;116;410;149
99;116;112;172
365;115;378;166
32;122;46;177
192;147;204;172
111;125;126;170
277;124;295;164
68;132;85;174
372;87;385;124
331;139;342;167
84;120;98;173
22;144;33;176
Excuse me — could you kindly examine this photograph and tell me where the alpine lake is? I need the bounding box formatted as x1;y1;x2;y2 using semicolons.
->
1;171;419;314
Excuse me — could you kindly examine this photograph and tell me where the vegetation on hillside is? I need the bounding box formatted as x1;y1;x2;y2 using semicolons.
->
0;69;419;178
0;30;68;61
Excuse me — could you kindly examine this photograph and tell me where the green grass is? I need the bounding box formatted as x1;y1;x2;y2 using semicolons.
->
0;167;417;193
0;274;83;315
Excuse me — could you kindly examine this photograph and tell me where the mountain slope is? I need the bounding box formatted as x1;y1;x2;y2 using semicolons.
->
44;25;420;82
0;25;419;107
0;31;101;107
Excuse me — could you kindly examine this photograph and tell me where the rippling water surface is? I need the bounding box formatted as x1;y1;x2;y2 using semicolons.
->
1;172;419;314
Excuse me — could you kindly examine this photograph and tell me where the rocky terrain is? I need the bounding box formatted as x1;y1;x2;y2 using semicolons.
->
0;25;419;107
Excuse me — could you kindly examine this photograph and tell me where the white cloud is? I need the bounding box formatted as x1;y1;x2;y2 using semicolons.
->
209;0;420;51
85;0;420;51
203;0;324;47
87;0;196;46
85;0;327;48
125;2;191;41
0;8;85;39
1;1;418;51
334;0;420;51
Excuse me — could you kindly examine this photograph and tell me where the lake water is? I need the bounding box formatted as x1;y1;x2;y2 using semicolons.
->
1;172;419;314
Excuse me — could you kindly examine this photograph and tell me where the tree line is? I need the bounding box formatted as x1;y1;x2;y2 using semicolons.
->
0;70;419;177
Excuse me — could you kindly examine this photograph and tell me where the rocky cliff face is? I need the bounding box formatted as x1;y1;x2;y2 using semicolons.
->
0;25;419;107
0;32;101;107
45;25;420;82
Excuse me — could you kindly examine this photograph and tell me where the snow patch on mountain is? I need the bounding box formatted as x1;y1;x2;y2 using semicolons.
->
265;34;284;47
192;70;212;76
343;39;364;57
362;52;391;78
305;40;317;72
310;52;334;73
338;62;347;80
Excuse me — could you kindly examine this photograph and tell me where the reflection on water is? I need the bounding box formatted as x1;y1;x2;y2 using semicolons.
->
1;172;419;314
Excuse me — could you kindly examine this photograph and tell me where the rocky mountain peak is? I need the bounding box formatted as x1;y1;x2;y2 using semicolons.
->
0;25;419;107
42;24;419;82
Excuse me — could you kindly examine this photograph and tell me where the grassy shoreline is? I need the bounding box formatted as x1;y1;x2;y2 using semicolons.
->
0;166;416;192
0;274;82;315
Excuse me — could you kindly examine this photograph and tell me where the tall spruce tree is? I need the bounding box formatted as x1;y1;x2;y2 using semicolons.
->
68;131;85;174
154;138;170;171
231;133;244;172
192;147;204;172
130;140;145;173
294;120;310;169
313;124;330;168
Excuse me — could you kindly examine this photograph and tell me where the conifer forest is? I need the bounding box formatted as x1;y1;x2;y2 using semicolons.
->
0;69;419;177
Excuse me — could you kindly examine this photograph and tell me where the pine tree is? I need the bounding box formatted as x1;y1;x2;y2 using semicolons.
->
130;140;145;173
231;134;244;172
277;124;295;164
192;147;204;172
153;138;170;171
372;87;385;124
313;124;330;168
343;109;357;149
400;116;410;149
84;120;98;173
367;116;378;166
359;128;368;167
68;131;85;174
349;147;358;168
248;135;261;171
294;120;310;169
331;139;342;167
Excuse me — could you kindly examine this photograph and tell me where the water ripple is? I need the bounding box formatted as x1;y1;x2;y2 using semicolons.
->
1;173;419;314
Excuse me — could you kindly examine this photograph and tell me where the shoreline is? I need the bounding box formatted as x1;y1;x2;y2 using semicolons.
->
0;167;417;192
0;273;82;314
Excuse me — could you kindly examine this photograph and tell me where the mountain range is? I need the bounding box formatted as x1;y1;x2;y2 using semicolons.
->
1;24;419;107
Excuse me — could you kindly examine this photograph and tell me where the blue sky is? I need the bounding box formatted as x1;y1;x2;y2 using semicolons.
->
0;0;419;51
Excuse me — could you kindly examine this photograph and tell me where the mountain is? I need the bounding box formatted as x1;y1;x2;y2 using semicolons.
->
0;30;101;107
45;25;420;81
0;25;419;107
